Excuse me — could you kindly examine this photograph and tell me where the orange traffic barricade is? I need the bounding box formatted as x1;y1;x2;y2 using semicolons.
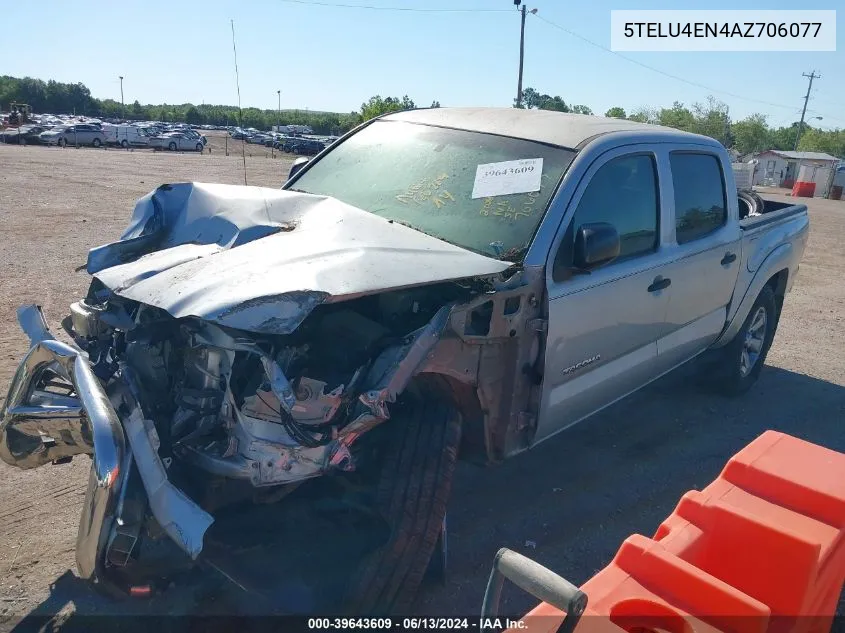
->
483;431;845;633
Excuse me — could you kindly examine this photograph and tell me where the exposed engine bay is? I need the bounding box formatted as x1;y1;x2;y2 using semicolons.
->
0;183;547;604
70;280;471;489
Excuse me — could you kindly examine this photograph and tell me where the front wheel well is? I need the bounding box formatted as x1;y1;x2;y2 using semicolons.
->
412;373;486;466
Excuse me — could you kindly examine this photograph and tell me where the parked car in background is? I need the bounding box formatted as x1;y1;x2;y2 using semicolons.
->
246;133;272;145
102;124;150;148
39;124;106;147
284;138;326;155
149;131;206;152
272;135;298;150
0;125;46;144
177;128;207;145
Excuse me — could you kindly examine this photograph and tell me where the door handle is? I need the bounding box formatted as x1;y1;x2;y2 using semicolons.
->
721;252;737;265
647;276;671;292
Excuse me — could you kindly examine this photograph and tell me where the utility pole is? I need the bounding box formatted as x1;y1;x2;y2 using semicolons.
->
119;76;124;120
794;71;820;150
514;1;537;108
273;89;281;159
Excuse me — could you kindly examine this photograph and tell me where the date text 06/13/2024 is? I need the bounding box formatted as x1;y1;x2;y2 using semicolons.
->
306;617;528;631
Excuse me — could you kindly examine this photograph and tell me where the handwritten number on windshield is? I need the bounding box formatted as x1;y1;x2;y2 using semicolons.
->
396;173;454;209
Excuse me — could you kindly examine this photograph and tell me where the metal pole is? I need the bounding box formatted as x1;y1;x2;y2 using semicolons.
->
794;71;820;151
517;4;526;108
275;89;281;158
119;76;124;120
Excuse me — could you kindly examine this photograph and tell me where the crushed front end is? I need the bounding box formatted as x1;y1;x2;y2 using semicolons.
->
0;279;461;594
0;183;542;599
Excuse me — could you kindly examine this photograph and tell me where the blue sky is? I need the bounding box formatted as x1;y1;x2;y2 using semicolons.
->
1;0;842;128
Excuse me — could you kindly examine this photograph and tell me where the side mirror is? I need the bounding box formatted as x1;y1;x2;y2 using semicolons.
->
287;156;310;182
573;222;620;271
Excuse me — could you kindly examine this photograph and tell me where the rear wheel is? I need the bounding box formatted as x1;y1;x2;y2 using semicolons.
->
121;139;129;148
168;142;177;151
92;138;102;148
344;386;461;614
708;284;778;396
57;137;66;147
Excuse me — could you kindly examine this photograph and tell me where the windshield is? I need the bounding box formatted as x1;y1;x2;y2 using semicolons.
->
289;120;575;260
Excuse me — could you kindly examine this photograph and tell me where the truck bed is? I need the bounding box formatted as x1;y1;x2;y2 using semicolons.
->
740;198;807;231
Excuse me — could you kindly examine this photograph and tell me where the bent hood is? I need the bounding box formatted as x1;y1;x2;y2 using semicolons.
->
88;182;511;335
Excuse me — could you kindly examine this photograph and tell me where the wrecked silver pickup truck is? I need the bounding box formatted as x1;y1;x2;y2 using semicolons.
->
0;108;808;613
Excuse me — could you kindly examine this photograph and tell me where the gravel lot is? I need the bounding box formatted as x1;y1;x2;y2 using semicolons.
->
0;143;842;627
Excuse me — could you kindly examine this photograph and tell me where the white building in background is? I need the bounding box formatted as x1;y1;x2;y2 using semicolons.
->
751;150;840;189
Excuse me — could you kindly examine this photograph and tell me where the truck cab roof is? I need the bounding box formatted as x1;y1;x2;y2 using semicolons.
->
384;107;719;151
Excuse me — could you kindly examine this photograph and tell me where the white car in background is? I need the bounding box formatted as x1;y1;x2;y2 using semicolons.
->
149;131;206;152
39;124;106;147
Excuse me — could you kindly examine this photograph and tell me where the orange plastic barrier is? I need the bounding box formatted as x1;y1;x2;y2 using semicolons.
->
792;181;816;198
512;431;845;633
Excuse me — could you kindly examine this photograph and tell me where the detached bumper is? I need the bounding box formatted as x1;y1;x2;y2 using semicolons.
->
0;305;126;580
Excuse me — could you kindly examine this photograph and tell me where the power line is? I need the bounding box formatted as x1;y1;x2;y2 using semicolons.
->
807;109;845;126
278;0;509;12
531;13;804;113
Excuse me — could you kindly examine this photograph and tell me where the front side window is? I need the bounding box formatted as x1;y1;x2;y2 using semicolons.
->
553;154;659;281
670;153;727;244
288;120;576;260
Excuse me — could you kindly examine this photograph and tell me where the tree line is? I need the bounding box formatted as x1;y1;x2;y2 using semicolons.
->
523;89;842;158
0;76;412;136
2;75;842;157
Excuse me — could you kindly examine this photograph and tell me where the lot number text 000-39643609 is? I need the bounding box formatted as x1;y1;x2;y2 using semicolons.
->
471;158;544;200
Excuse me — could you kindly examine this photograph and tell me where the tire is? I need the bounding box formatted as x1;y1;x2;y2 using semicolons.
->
121;139;129;148
57;137;66;148
708;284;778;396
92;138;102;148
738;190;765;219
345;388;461;615
196;143;203;152
168;142;177;151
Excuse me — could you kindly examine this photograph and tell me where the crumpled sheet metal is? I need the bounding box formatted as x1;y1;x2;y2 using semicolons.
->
88;183;511;335
360;304;454;418
123;407;214;559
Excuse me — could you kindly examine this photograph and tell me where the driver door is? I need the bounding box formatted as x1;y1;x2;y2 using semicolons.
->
535;147;675;443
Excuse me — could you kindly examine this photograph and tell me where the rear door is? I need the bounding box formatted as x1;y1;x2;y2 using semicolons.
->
537;146;674;442
656;149;742;368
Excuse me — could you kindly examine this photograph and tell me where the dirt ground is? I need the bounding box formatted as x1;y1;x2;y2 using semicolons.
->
0;143;843;626
201;129;296;160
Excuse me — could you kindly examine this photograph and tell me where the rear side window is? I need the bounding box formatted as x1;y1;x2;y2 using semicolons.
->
670;153;727;244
